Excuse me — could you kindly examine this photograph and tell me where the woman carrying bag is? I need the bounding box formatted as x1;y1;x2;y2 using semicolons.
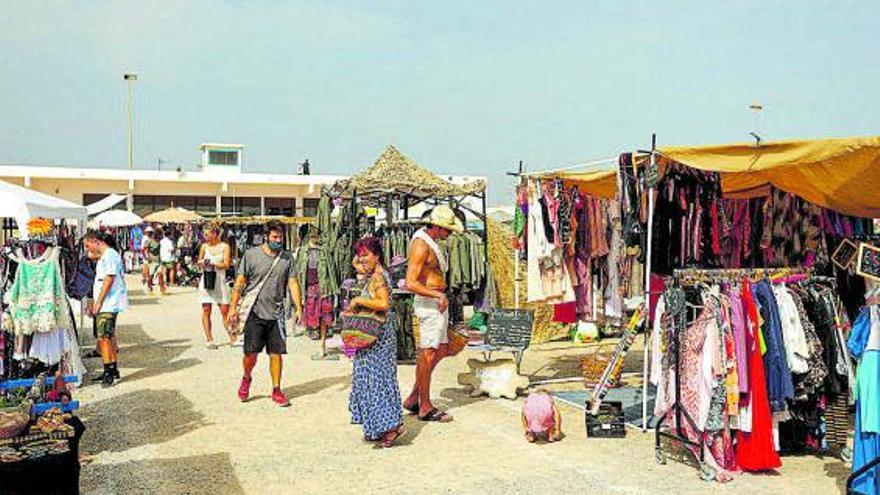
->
347;237;405;448
197;223;232;349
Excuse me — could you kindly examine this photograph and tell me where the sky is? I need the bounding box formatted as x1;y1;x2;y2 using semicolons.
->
1;1;878;204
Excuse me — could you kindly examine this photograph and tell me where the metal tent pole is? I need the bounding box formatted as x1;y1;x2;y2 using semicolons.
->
641;134;656;432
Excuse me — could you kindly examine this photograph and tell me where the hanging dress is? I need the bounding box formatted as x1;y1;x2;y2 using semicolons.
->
849;306;880;495
8;247;85;378
736;280;782;471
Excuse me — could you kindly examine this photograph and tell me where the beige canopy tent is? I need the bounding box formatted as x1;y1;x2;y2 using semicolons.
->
143;207;204;224
546;136;880;217
658;135;880;217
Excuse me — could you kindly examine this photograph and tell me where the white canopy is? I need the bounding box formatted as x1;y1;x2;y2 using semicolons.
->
89;210;143;228
86;193;127;215
0;180;88;238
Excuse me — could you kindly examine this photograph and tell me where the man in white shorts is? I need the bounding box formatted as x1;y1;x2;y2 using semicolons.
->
402;206;462;423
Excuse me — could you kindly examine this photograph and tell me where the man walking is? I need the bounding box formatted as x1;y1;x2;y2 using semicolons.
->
227;220;302;407
159;229;176;288
402;206;462;423
142;227;165;294
84;231;128;387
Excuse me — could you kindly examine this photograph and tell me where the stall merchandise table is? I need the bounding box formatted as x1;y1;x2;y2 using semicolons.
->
0;417;85;495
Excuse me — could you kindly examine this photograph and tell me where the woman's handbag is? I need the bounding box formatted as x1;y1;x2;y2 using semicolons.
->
339;311;386;351
202;269;217;290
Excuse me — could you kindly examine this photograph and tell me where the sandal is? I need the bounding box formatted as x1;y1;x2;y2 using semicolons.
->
403;403;420;415
379;426;406;448
418;409;453;423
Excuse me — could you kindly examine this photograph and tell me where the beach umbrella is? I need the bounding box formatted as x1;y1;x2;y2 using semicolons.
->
90;209;143;228
143;207;203;224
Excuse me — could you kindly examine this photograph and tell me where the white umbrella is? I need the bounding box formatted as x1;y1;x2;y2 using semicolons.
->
90;209;143;228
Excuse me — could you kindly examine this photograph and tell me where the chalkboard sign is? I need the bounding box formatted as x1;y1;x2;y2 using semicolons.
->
486;308;535;349
857;243;880;282
832;239;859;270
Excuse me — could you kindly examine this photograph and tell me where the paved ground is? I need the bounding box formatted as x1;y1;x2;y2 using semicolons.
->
75;278;849;494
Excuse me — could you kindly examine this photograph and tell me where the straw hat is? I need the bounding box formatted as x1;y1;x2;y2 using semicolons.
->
426;205;464;234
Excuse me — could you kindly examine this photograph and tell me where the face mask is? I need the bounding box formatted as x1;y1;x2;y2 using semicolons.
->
268;241;283;251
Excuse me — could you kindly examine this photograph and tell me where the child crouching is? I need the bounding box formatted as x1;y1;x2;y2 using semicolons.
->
521;390;562;443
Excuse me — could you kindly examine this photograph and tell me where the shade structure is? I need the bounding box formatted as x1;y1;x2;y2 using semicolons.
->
541;167;618;199
658;135;880;218
85;193;127;215
0;180;88;238
143;207;203;224
90;209;143;228
329;145;485;199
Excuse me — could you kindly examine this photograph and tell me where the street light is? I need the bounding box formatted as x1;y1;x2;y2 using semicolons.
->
124;73;138;170
749;102;763;146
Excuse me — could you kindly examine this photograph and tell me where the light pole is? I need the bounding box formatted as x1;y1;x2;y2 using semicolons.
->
124;73;138;170
749;102;763;146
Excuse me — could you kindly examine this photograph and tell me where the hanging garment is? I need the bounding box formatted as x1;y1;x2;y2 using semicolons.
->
8;247;74;336
753;281;795;412
736;281;782;471
849;306;880;495
772;285;811;375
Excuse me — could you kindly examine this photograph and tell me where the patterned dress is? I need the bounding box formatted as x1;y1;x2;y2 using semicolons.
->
348;271;403;440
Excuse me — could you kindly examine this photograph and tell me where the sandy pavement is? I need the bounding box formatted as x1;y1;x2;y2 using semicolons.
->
74;278;848;494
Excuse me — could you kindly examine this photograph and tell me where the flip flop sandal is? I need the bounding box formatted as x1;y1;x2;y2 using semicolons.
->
380;426;406;448
418;409;453;423
404;403;420;415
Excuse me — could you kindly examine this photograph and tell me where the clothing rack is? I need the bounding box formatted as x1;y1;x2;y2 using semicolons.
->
848;454;880;494
654;266;815;480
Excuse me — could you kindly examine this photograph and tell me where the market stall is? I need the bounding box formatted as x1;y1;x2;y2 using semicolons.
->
624;136;880;481
0;187;90;492
324;145;490;361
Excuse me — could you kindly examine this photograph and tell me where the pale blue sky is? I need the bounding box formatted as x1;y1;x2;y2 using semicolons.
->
1;1;878;203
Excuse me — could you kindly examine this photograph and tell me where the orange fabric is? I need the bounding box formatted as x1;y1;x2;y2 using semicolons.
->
659;136;880;217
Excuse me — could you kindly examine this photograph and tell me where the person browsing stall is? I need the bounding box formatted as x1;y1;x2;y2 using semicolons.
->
83;230;129;388
227;220;303;407
402;205;462;423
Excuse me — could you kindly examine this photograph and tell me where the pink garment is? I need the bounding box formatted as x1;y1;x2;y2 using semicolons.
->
522;392;555;433
728;289;749;394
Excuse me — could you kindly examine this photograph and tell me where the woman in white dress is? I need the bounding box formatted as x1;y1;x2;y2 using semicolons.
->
197;223;232;349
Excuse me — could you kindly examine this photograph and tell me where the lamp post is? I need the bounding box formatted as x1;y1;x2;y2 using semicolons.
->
749;102;763;146
124;73;138;170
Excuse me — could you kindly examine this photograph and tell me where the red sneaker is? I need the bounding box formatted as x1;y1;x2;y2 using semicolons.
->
237;376;252;402
271;388;290;407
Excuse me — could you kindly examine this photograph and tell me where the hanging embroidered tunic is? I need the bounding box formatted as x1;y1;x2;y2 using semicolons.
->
8;247;73;336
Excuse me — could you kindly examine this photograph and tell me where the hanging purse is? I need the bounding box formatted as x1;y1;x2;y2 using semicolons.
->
339;310;386;351
202;269;217;290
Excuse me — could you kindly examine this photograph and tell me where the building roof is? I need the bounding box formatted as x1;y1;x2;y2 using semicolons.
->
0;164;344;186
199;143;244;150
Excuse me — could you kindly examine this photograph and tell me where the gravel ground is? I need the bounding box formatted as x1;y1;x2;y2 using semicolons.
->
74;277;849;494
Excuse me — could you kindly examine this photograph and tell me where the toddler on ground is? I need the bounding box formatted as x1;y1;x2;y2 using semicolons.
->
521;390;562;443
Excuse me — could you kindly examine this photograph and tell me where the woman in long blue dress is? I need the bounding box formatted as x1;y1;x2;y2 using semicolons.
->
348;237;405;448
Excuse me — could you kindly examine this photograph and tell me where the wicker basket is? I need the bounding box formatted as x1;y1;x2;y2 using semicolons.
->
0;405;30;439
580;344;624;388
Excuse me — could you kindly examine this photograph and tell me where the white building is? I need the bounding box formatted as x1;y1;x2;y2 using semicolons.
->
0;144;486;220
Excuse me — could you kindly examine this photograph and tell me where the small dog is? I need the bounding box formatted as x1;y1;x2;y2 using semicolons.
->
521;390;562;443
